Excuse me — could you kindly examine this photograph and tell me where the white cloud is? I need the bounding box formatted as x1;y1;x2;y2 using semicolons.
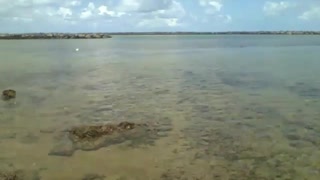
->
197;0;231;24
98;5;126;17
298;7;320;20
80;11;92;19
134;0;186;28
0;0;68;23
199;0;223;14
263;1;295;16
80;2;95;19
79;2;126;20
153;1;185;19
57;7;72;18
66;1;81;7
33;0;55;5
117;0;172;12
137;17;181;27
0;0;233;31
88;2;95;10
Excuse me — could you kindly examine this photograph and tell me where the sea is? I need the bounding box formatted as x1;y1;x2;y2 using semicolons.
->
1;35;320;180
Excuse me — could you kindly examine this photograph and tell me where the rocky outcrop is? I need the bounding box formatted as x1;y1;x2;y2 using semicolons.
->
68;121;136;141
0;33;112;39
0;169;40;180
2;89;16;100
48;120;172;156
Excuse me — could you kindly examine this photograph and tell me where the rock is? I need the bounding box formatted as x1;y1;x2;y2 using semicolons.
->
118;122;135;130
49;121;172;156
68;121;136;141
0;169;40;180
2;89;16;101
0;170;23;180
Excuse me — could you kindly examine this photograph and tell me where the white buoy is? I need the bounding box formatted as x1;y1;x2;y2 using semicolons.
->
75;48;79;52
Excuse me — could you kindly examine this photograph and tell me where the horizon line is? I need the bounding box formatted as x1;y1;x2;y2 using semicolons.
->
1;30;320;34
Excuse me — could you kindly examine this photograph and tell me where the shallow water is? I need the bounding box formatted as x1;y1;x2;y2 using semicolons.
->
1;35;320;179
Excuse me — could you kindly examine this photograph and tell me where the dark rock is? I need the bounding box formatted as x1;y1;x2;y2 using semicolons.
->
0;170;22;180
2;90;16;101
68;121;135;141
0;169;40;180
49;121;171;156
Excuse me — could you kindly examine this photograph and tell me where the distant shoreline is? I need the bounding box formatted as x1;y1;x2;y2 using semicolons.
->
0;31;320;39
108;31;320;35
0;33;112;40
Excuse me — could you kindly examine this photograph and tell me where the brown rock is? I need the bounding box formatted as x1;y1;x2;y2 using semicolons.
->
2;89;16;100
49;120;172;156
68;121;136;141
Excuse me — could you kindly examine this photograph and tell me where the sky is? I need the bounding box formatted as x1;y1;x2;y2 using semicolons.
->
1;0;320;33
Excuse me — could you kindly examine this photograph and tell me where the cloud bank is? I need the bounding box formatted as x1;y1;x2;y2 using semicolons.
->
0;0;319;32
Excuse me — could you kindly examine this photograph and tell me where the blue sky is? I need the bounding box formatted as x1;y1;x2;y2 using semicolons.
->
1;0;320;33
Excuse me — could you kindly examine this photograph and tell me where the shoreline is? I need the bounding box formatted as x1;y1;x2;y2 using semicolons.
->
0;33;112;39
108;31;320;35
0;31;320;39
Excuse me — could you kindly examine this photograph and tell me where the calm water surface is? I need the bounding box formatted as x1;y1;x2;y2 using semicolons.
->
1;35;320;179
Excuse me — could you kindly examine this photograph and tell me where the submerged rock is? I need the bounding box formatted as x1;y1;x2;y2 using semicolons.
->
0;169;40;180
2;89;16;101
0;170;22;180
49;121;171;156
69;121;135;141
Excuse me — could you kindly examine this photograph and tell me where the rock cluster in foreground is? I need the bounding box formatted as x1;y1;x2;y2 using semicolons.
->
2;89;16;101
0;33;112;39
48;120;171;156
0;169;40;180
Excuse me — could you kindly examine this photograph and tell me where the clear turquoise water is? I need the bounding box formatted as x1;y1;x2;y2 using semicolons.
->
0;35;320;179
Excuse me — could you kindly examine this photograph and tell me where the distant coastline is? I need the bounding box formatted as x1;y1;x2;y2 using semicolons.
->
0;31;320;39
0;33;112;39
108;31;320;35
